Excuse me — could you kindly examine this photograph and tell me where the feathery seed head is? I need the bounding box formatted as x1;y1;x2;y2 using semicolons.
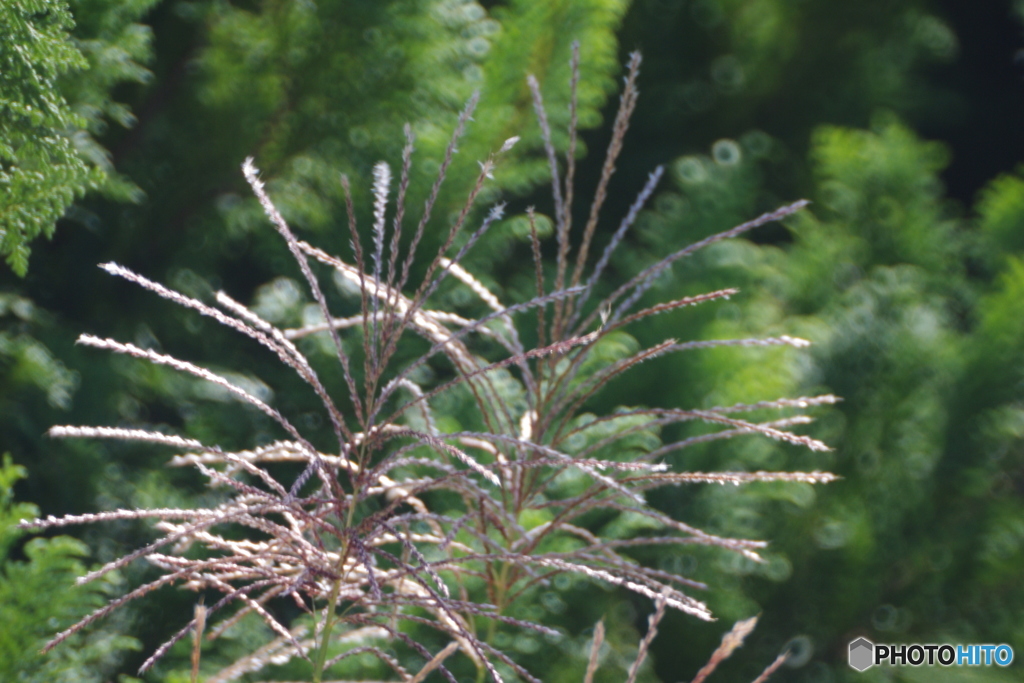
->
24;48;831;683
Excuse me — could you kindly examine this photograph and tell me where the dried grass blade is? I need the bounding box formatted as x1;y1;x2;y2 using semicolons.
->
370;161;392;373
750;650;791;683
571;165;665;332
708;394;842;414
630;471;839;486
340;172;377;392
527;207;547;350
690;616;759;683
532;557;711;620
626;596;666;683
243;158;365;430
638;417;815;461
408;641;460;683
590;199;810;331
563;40;581;264
190;601;206;683
526;73;565;271
48;425;206;450
387;124;416;293
583;620;605;683
609;288;738;330
571;50;642;292
396;92;479;297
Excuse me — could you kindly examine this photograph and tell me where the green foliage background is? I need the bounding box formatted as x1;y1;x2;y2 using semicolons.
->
3;0;1024;681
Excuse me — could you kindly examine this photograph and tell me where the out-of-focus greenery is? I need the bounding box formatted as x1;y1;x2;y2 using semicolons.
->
4;0;1024;681
629;116;1024;683
590;2;1024;681
0;454;140;681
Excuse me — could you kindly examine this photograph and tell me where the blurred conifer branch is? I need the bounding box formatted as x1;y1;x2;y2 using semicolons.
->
0;0;155;276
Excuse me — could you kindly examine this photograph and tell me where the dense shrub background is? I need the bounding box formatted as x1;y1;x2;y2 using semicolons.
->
3;1;1024;681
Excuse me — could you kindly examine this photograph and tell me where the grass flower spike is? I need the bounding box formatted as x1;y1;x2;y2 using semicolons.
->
22;45;834;683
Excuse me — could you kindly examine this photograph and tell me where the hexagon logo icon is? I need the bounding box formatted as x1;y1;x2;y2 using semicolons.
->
849;637;874;671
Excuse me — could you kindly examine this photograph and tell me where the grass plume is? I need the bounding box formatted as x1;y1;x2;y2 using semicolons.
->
22;45;828;683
